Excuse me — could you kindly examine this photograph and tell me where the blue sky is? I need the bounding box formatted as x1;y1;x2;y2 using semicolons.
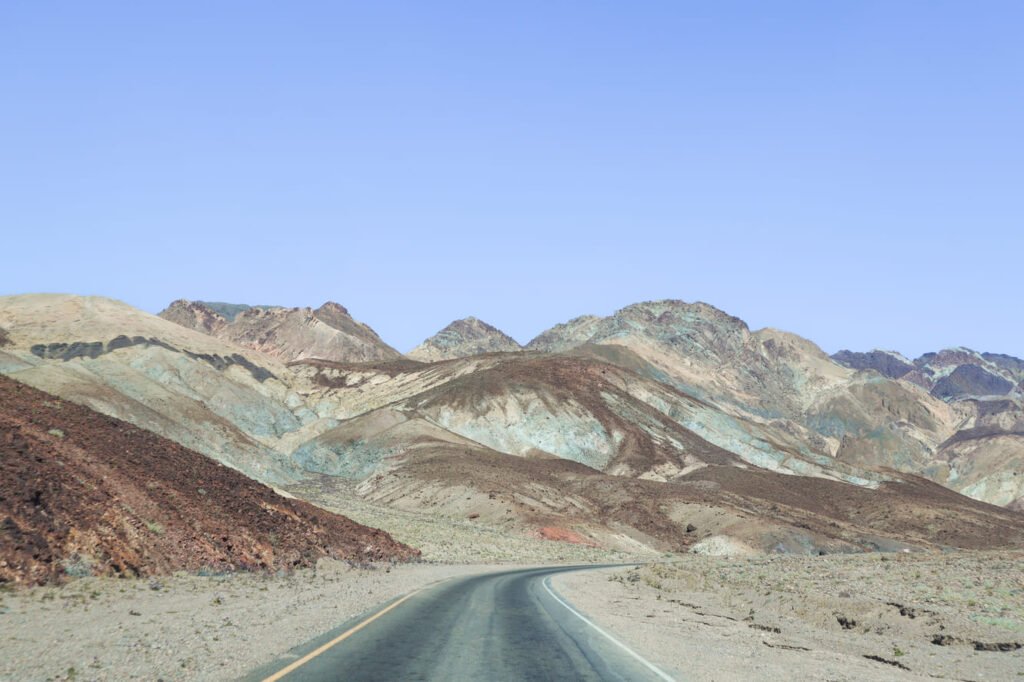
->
2;2;1021;356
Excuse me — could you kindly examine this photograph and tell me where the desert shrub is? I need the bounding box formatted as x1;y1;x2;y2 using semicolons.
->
61;554;95;578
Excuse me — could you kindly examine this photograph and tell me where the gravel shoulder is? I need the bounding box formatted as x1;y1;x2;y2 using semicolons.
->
0;562;509;681
8;549;1021;681
554;551;1024;681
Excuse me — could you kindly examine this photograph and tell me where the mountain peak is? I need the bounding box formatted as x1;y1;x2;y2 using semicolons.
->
158;299;230;333
315;301;351;317
159;298;399;363
444;316;500;334
832;349;916;380
407;317;522;362
614;299;751;333
526;315;602;352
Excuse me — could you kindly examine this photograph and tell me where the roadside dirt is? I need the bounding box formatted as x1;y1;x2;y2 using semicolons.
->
0;562;498;681
555;552;1024;681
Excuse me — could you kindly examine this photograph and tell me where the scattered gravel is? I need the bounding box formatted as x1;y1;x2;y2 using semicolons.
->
9;542;1020;681
555;551;1024;681
0;562;502;681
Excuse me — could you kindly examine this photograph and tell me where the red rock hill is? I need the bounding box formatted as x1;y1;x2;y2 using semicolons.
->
0;375;419;585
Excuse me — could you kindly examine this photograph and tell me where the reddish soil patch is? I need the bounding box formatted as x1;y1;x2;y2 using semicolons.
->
535;526;600;547
0;376;419;586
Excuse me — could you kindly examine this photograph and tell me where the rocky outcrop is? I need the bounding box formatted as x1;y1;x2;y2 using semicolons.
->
0;375;419;586
159;300;400;363
932;364;1015;400
983;353;1024;378
526;315;603;353
408;317;522;362
831;350;915;379
158;300;232;334
836;346;1024;401
28;336;276;382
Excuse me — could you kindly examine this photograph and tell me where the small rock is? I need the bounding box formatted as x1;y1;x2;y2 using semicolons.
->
836;615;857;630
973;641;1023;652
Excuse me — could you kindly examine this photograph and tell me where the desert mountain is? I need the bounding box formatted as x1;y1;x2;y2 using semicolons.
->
528;300;852;418
524;315;603;353
407;317;522;362
524;300;1024;508
159;299;400;363
0;374;417;585
0;294;304;484
288;353;1024;554
830;346;1024;507
833;347;1024;399
831;349;916;380
3;294;1024;556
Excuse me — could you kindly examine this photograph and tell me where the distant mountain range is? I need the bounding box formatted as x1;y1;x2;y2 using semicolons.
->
158;301;1024;407
832;348;1024;400
159;299;400;363
2;293;1022;572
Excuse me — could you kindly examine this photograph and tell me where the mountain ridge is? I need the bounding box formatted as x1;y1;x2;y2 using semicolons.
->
407;316;523;362
5;292;1022;560
159;299;400;363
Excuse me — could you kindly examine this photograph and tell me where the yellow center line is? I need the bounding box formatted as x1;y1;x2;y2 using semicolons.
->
261;589;421;682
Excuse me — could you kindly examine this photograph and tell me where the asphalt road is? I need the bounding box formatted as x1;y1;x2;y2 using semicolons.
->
247;564;674;682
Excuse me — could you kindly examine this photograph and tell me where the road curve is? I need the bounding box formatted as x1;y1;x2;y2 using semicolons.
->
245;564;674;682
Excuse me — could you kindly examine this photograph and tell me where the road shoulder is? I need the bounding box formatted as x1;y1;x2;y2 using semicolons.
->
553;555;1024;682
0;562;505;681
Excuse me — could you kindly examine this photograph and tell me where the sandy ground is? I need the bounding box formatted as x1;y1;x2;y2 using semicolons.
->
5;551;1022;681
555;552;1024;681
0;562;503;682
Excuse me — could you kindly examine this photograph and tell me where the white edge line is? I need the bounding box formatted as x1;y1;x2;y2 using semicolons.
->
542;576;676;682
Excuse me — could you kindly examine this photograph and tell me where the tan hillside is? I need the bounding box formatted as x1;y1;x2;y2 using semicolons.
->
159;299;400;363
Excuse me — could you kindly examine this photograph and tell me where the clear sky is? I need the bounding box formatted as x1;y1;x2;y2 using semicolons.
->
2;2;1021;357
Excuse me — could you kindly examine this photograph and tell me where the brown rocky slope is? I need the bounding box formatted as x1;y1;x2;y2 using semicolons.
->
0;375;418;586
293;355;1024;555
